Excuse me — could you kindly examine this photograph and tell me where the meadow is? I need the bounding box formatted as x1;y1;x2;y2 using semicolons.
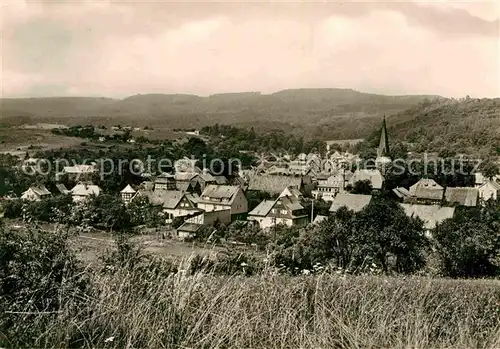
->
4;256;500;349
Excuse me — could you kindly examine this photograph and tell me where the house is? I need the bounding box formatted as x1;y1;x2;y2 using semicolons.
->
71;183;101;203
475;172;500;187
175;172;201;193
329;193;372;213
350;169;384;190
120;184;136;205
197;185;248;219
155;190;201;223
176;222;204;240
21;185;51;201
55;183;70;195
312;170;352;201
408;179;444;205
247;195;308;230
154;173;176;191
444;187;479;207
401;203;455;235
409;178;443;194
196;169;218;190
412;187;444;205
59;164;97;182
184;209;232;226
247;174;302;195
279;186;303;200
478;180;500;202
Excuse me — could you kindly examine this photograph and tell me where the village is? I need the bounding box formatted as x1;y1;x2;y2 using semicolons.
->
7;118;500;242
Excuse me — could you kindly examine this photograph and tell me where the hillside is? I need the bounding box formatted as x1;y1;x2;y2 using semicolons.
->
363;98;500;157
0;89;438;138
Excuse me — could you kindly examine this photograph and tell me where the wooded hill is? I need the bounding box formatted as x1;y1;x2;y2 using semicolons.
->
0;89;437;137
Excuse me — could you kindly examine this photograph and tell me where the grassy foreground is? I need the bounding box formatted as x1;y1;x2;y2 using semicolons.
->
4;259;500;349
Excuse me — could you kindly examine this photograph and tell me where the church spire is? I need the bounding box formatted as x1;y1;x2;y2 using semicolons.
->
377;115;390;158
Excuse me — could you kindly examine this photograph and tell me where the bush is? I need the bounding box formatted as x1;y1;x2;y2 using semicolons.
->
0;223;88;346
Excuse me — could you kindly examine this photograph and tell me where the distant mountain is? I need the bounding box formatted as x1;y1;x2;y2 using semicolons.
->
0;89;441;138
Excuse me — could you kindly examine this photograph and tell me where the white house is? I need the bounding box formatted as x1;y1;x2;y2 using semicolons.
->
247;195;308;230
71;183;101;203
21;185;51;201
312;170;352;201
120;184;136;205
156;190;201;223
478;180;500;202
197;185;248;219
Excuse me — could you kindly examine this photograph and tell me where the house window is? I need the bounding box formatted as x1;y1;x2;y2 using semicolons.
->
271;208;276;213
281;209;287;215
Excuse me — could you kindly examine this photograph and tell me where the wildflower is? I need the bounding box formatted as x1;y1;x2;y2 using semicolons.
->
240;262;248;267
157;329;165;334
302;269;311;275
104;336;115;343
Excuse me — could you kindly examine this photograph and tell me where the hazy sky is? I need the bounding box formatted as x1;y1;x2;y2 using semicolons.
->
1;0;499;98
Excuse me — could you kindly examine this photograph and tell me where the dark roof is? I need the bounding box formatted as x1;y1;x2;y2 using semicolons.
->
444;187;478;206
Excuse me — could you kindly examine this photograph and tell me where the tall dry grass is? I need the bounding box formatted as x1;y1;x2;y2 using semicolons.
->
5;259;500;348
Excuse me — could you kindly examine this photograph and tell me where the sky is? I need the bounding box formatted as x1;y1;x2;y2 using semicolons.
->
1;0;499;98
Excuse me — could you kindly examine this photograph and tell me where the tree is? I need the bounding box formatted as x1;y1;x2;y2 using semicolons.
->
480;159;500;180
349;180;373;195
433;203;500;277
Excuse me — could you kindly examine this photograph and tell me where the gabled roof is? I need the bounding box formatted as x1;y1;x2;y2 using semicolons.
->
247;174;302;195
444;187;478;207
248;200;275;216
200;185;239;202
71;183;101;196
409;179;443;194
479;180;500;191
25;185;51;196
279;195;304;211
155;190;186;209
401;204;455;230
120;184;136;194
330;193;372;212
279;186;303;199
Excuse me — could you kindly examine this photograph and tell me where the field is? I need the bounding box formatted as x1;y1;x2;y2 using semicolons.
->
7;266;500;348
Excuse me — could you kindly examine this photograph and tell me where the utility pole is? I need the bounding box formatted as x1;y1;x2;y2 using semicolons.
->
311;198;314;223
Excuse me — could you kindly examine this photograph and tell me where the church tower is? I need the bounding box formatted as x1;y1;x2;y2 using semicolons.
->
377;115;390;158
375;115;391;173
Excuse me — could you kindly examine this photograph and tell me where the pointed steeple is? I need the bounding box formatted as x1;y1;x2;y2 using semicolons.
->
377;115;390;158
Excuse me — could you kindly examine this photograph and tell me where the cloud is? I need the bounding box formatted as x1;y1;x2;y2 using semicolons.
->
1;0;499;98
